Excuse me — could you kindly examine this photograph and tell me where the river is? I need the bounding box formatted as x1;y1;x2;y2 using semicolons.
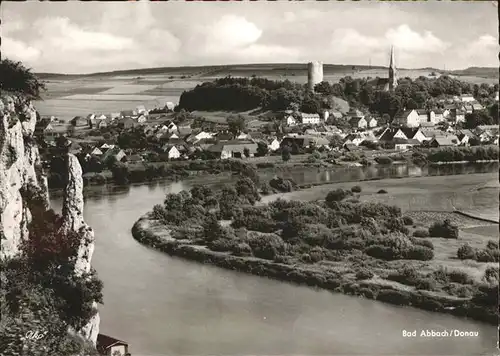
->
50;163;498;356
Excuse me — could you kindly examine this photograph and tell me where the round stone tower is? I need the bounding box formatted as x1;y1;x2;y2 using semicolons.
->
307;61;323;92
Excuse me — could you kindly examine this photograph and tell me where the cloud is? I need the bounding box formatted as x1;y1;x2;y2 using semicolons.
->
33;17;134;51
454;34;498;67
2;37;41;62
202;15;262;55
386;25;449;53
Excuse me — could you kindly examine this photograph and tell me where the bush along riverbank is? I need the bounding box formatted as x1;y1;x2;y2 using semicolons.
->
131;180;499;325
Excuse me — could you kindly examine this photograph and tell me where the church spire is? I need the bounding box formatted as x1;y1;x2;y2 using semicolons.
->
388;45;397;92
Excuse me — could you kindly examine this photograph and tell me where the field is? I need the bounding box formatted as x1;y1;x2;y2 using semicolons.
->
262;172;499;221
35;64;498;122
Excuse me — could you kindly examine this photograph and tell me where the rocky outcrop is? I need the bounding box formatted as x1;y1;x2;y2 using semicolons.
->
59;153;100;344
0;94;49;258
0;93;99;345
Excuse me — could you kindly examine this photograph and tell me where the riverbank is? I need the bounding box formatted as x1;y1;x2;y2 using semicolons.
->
132;215;497;325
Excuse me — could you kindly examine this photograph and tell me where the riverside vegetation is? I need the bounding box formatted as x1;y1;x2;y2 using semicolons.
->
132;170;499;325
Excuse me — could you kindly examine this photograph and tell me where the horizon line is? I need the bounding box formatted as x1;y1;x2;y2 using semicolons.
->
31;62;495;77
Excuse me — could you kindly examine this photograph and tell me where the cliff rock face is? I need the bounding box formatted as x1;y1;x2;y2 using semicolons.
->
0;94;48;258
0;94;100;345
60;153;100;344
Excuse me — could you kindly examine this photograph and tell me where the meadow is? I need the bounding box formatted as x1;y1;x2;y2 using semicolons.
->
35;64;498;121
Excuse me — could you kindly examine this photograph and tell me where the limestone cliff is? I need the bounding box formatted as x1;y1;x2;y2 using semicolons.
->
0;93;100;345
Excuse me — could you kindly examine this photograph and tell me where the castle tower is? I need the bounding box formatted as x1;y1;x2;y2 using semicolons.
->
307;61;323;91
388;46;398;92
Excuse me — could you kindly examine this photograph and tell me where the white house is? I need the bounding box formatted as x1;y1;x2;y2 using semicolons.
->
349;117;368;129
137;115;147;123
368;117;378;128
165;102;176;111
268;138;281;151
495;91;499;101
392;109;420;127
285;115;297;126
163;145;181;159
300;113;321;125
90;147;103;156
460;94;475;103
110;112;121;120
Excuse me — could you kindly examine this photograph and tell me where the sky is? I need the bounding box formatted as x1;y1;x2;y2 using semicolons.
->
2;1;498;74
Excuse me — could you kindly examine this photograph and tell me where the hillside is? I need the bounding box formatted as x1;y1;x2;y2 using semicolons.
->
36;63;498;79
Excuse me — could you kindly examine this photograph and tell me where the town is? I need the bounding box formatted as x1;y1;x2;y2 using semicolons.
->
35;51;499;188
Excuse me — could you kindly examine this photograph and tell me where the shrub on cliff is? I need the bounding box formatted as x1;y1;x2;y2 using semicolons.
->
0;58;46;99
428;219;459;239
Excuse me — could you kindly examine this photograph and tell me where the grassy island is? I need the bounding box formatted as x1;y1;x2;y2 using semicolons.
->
132;173;499;325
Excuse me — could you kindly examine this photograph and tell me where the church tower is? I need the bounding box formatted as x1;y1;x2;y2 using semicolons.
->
388;46;398;92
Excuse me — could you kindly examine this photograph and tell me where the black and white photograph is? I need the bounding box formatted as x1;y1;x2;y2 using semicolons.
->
0;1;499;355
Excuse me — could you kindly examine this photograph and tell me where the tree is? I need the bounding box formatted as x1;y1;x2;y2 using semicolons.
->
464;111;495;129
227;115;247;138
0;58;46;99
314;81;333;95
281;146;291;162
256;141;268;157
110;162;129;185
243;147;250;158
329;134;343;149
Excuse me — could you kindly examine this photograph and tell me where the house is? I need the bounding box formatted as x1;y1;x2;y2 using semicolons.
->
460;94;475;103
90;147;103;156
163;121;178;133
472;102;484;112
136;105;147;114
236;132;251;140
96;334;129;356
137;114;147;123
101;147;126;163
35;120;56;140
429;135;459;147
100;143;115;150
495;91;499;101
392;109;419;127
343;133;366;146
120;110;136;118
268;138;281;151
162;144;181;159
280;135;330;149
349;117;368;129
169;132;179;139
110;112;121;120
420;121;436;128
400;127;427;142
449;108;466;124
121;118;136;129
442;109;451;119
368;117;378;128
379;127;407;142
433;109;445;123
420;128;446;141
206;141;258;159
185;130;214;143
285;115;297;126
71;116;87;127
300;113;321;125
97;119;109;129
416;109;436;125
215;132;233;141
393;138;420;150
165;102;176;111
125;154;143;163
456;129;477;146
